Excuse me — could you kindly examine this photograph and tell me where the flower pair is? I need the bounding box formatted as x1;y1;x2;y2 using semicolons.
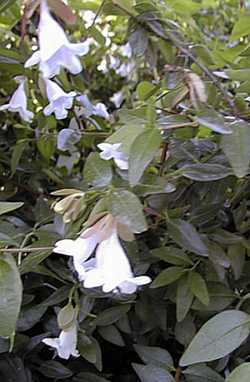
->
54;214;151;294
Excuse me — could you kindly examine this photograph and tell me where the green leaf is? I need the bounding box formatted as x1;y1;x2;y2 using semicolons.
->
167;219;209;256
0;202;24;216
11;140;27;176
226;363;250;382
128;128;161;186
0;0;16;13
137;81;157;101
107;190;147;233
39;361;73;379
73;373;109;382
98;325;124;347
134;345;173;369
230;14;250;40
132;363;175;382
95;305;131;326
151;247;193;266
106;123;145;154
151;266;186;288
0;254;22;337
176;276;194;322
196;109;232;134
180;310;250;366
19;250;51;275
78;335;98;365
84;152;113;188
183;364;224;382
112;0;137;16
37;135;56;161
221;120;250;177
225;69;250;81
188;272;209;306
181;163;232;181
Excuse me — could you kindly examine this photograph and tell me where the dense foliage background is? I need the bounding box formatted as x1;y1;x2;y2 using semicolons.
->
1;0;250;381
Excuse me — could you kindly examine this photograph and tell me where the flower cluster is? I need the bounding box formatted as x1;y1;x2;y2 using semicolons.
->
0;0;129;171
43;213;151;359
54;213;151;294
0;0;147;361
0;0;107;124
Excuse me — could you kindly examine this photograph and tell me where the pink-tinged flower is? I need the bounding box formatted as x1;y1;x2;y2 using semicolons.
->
0;76;33;122
97;142;129;170
84;230;151;294
25;0;89;78
53;214;115;280
43;79;76;120
43;323;79;360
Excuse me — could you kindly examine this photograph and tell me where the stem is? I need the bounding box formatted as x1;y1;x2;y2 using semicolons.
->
175;367;181;382
90;0;106;28
17;231;35;265
159;141;169;176
0;247;53;253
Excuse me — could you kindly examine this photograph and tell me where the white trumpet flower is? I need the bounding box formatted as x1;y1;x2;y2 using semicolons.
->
83;230;151;294
25;0;89;78
54;214;115;280
0;76;33;122
43;323;79;360
54;234;98;280
43;79;76;120
77;95;109;119
97;143;129;170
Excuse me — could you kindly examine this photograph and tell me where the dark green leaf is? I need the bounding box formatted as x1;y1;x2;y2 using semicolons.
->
132;363;175;382
128;128;161;186
107;190;147;233
151;266;186;288
134;345;173;369
39;361;73;379
84;152;113;188
0;254;22;337
180;310;250;366
181;163;232;181
167;219;209;256
0;202;24;216
221;120;250;178
188;272;209;306
226;363;250;382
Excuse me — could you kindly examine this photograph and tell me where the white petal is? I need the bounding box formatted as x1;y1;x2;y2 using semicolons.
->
53;239;76;256
95;231;133;287
55;107;68;120
24;50;41;68
45;79;67;100
43;104;53;116
0;104;9;111
84;269;105;288
118;281;138;294
69;41;90;56
58;325;79;359
19;108;34;123
39;0;69;62
132;276;152;285
43;324;79;360
114;158;129;170
94;103;109;119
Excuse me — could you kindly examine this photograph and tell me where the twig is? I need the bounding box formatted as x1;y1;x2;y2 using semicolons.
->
175;367;181;382
159;141;168;176
90;0;106;28
0;247;53;253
